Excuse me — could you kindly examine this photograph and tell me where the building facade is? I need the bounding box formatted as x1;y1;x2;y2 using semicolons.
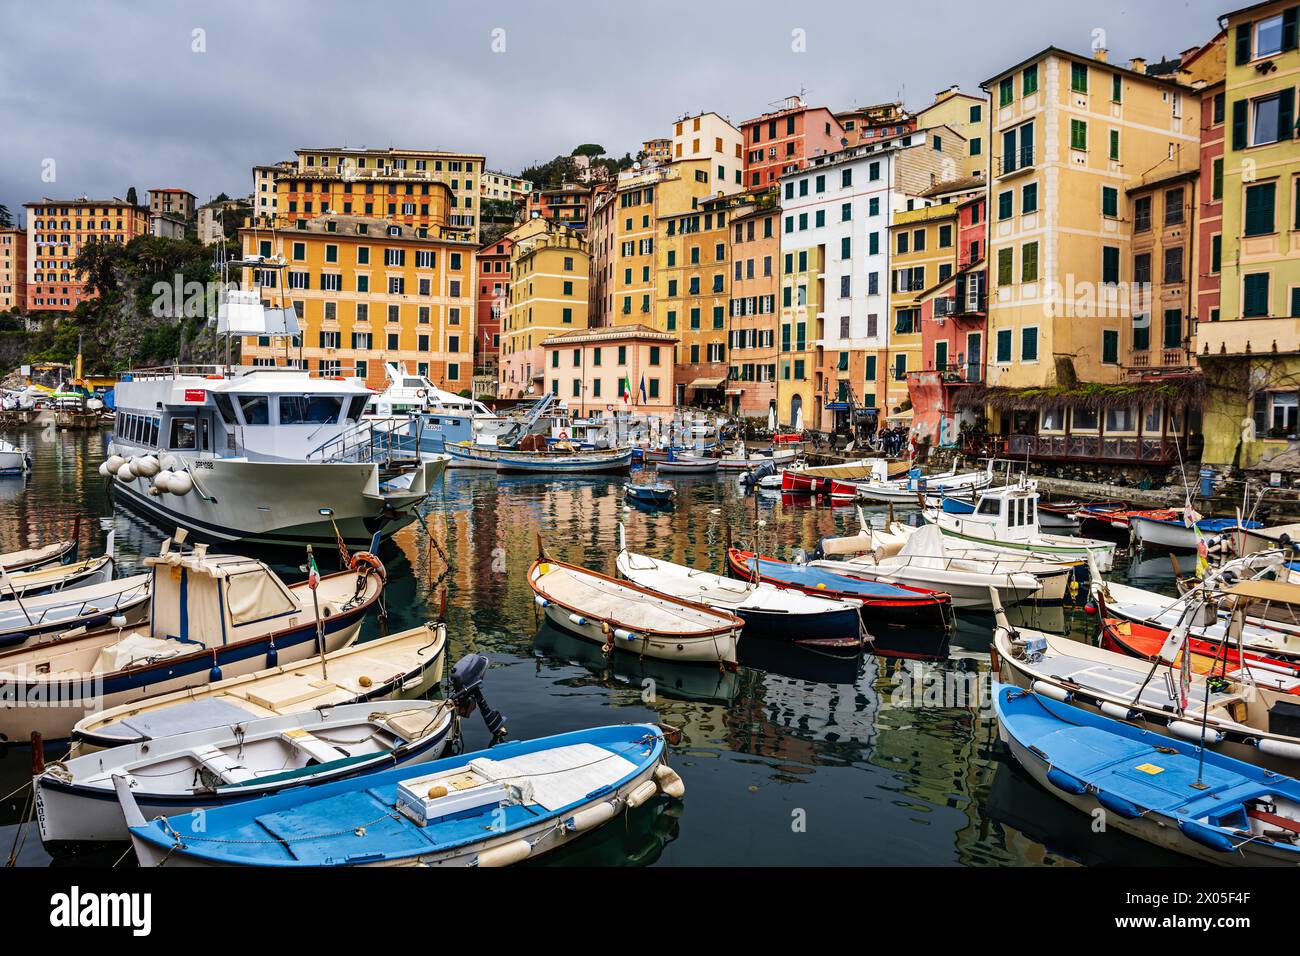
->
542;324;677;417
915;87;990;178
740;98;846;192
525;183;596;232
476;236;512;376
499;220;590;398
671;112;745;194
148;188;197;221
727;199;781;418
480;171;533;203
23;198;148;312
0;228;27;313
238;215;475;391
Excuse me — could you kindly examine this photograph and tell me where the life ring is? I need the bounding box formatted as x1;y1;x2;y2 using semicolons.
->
416;389;427;399
349;551;387;582
558;430;569;440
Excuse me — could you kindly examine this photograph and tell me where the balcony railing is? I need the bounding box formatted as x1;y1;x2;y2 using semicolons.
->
996;145;1035;178
972;433;1191;465
1128;347;1192;370
934;292;986;317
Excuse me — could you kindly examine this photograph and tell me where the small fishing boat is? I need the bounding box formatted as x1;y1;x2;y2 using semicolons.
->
715;444;799;472
655;456;719;477
726;548;953;634
992;606;1300;774
624;483;675;507
852;460;994;506
926;483;1116;573
0;574;151;650
1100;616;1300;691
72;622;448;751
809;525;1043;609
615;526;865;650
445;441;633;474
36;698;460;848
1035;500;1081;533
116;722;684;867
0;439;30;476
0;538;384;742
780;470;856;497
530;555;741;667
0;527;79;573
1077;503;1166;535
1233;521;1300;559
786;458;906;481
1131;513;1255;551
994;683;1300;865
0;531;116;600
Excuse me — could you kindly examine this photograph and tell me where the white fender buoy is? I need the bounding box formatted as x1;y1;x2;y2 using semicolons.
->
476;839;532;867
105;454;125;473
614;628;638;642
169;471;194;496
534;595;549;608
1169;720;1223;745
626;779;659;809
1257;737;1300;761
98;462;110;477
152;473;172;494
1031;680;1071;703
1099;701;1137;721
564;800;618;833
654;764;685;798
568;613;587;627
116;462;135;482
135;455;161;477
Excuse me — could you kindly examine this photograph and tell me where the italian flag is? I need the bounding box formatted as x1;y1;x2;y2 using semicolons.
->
307;553;320;591
620;375;632;404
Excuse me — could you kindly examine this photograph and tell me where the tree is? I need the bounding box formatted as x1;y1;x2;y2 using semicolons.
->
126;186;138;205
0;204;12;228
571;144;606;158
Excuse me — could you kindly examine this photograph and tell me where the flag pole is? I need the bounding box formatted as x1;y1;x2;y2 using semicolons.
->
306;543;328;679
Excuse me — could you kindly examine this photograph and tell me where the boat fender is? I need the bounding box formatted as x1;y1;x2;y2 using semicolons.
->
568;613;588;627
265;642;278;668
1169;720;1223;745
654;764;685;798
208;663;223;682
1031;680;1072;703
476;838;532;867
1095;789;1145;819
614;628;637;642
116;461;136;482
1099;701;1137;721
359;675;373;688
565;800;618;833
534;595;550;608
135;455;161;478
105;454;125;474
110;614;128;629
1045;767;1088;795
626;780;659;809
1257;737;1300;761
98;462;110;477
152;472;172;494
169;472;194;496
1177;817;1236;854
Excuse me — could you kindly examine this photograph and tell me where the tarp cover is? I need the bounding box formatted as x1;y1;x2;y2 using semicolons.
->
897;524;951;570
226;567;297;626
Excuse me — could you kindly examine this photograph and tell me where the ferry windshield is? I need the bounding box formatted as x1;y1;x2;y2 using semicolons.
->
239;395;269;425
279;395;343;425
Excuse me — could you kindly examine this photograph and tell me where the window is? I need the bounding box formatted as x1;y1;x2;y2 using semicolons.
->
1271;392;1299;437
1022;64;1038;96
998;190;1013;220
1134;196;1152;232
1101;329;1119;365
996;328;1012;362
1021;182;1038;214
1212;158;1224;201
1021;242;1038;282
1109;129;1120;161
1134;253;1152;287
1111;74;1122;103
1021;326;1038;361
1071;62;1088;93
1102;246;1120;284
1133;313;1150;351
1255;13;1286;58
1070;119;1088;152
1164;187;1184;225
1252;93;1285;146
1210;234;1222;274
1243;273;1270;317
1163;247;1184;283
999;77;1013;107
997;247;1013;285
1102;186;1118;218
1245;181;1276;236
1163;309;1183;349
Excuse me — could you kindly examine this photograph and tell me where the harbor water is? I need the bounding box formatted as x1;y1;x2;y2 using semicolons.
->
0;426;1195;866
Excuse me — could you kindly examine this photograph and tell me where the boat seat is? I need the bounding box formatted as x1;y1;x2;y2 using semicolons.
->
283;727;348;764
190;743;256;784
1248;806;1300;836
378;709;438;742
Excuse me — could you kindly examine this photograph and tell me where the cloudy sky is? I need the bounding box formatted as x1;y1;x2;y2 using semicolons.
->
0;0;1226;219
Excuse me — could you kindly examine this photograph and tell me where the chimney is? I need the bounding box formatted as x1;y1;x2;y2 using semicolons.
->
1129;57;1147;73
1093;48;1109;63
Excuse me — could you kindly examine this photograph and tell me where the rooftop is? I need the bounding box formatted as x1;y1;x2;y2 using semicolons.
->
544;324;676;345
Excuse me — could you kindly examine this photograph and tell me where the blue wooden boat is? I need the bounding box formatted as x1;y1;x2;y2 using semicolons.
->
116;723;684;867
1131;512;1261;551
994;683;1300;865
624;483;675;507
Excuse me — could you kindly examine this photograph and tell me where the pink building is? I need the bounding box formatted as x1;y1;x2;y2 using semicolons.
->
1196;78;1225;327
542;324;677;418
739;97;845;192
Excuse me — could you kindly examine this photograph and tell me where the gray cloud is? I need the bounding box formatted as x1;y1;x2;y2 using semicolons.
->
0;0;1226;218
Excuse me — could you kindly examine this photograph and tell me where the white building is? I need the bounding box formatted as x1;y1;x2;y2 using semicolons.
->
671;111;745;195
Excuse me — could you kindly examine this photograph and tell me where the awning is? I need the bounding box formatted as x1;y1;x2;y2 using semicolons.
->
887;408;914;421
1227;579;1300;606
689;376;726;389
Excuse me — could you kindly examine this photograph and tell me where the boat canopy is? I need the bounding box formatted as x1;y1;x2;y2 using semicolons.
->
144;547;298;643
1226;579;1300;607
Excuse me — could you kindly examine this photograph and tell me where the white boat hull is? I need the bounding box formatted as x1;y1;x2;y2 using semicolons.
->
1131;516;1197;550
814;562;1041;609
541;603;735;665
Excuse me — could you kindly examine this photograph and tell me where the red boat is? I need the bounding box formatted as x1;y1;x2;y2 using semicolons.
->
1101;617;1300;689
780;471;854;497
1080;506;1178;532
771;433;804;445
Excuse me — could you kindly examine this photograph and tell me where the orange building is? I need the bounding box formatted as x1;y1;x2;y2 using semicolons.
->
24;197;148;312
726;199;781;418
740;97;846;191
542;324;677;418
476;235;511;374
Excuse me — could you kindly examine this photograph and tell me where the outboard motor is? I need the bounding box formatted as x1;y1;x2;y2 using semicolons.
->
450;653;506;740
742;459;776;490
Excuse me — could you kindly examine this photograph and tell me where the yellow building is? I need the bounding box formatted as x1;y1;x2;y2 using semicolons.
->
915;87;989;178
256;147;483;239
887;201;962;412
979;48;1202;466
499;219;590;398
1198;1;1300;470
238;215;475;391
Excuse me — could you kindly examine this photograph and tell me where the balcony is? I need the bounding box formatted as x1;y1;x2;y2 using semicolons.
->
995;145;1035;180
934;292;986;318
1128;347;1193;372
986;433;1193;466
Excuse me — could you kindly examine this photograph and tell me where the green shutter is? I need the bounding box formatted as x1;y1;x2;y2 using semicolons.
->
1133;315;1150;351
1284;7;1298;51
1245;182;1276;236
1280;87;1296;141
1232;99;1248;150
1112;74;1122;103
1022;242;1038;282
996;329;1012;362
1212;157;1223;200
1163;309;1183;349
997;247;1013;285
1102;330;1119;365
1211;234;1221;273
1244;273;1270;317
1236;22;1252;65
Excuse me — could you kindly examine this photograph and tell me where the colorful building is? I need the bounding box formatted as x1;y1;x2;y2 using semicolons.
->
542;324;677;417
524;183;596;231
238;214;475;391
671;111;745;194
475;235;512;375
915;87;990;178
1197;1;1300;469
148;188;197;222
835;103;915;146
0;227;27;313
24;197;148;312
480;171;533;203
976;48;1203;468
642;138;672;164
499;219;590;398
727;198;781;418
740;97;846;192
